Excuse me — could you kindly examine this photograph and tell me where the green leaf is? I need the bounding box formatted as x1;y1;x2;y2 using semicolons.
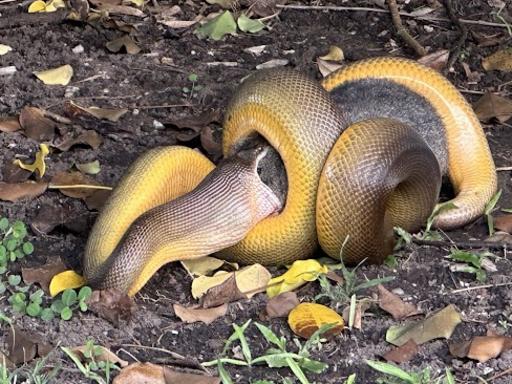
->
11;221;27;239
10;292;26;304
12;302;26;313
62;289;77;306
195;11;237;41
30;289;45;304
0;245;6;261
366;360;415;382
0;218;9;232
5;239;17;251
0;282;5;294
0;266;6;275
426;202;457;233
78;286;92;301
79;301;88;312
255;323;284;349
485;189;502;215
286;357;309;384
188;73;198;82
217;361;233;384
22;242;34;255
298;357;328;373
8;274;21;286
14;248;24;260
61;306;73;320
444;368;455;384
40;308;55;321
344;374;357;384
26;302;42;317
449;249;481;268
237;14;265;33
233;322;252;363
51;299;65;313
353;276;394;292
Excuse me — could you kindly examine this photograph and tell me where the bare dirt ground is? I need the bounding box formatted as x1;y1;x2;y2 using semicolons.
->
0;0;512;383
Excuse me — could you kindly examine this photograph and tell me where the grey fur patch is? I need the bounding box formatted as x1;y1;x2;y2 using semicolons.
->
330;79;448;173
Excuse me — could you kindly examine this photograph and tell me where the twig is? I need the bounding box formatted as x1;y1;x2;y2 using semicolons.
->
444;0;468;73
130;103;193;109
49;184;113;190
276;4;511;29
488;366;512;382
450;281;512;294
386;0;427;56
496;166;512;171
412;237;509;250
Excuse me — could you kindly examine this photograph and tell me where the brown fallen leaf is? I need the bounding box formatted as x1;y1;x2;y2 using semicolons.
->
377;284;422;320
482;47;512;72
84;189;112;210
200;274;241;308
165;109;221;133
0;116;21;133
200;126;222;160
461;62;482;83
0;181;48;202
494;214;512;234
449;335;512;363
6;326;51;365
53;129;102;152
19;106;56;141
474;93;512;123
113;362;220;384
2;161;31;183
86;289;136;325
22;259;68;294
486;231;512;245
317;59;343;78
288;302;344;339
417;49;449;71
383;339;419;363
263;291;299;319
342;299;371;330
249;0;287;17
64;101;128;123
173;303;228;324
50;171;101;199
386;304;462;346
71;345;128;367
106;35;141;55
30;203;75;234
97;3;145;17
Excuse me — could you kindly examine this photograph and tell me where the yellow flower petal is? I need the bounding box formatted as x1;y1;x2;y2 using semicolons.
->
49;270;86;297
267;259;328;298
13;143;49;178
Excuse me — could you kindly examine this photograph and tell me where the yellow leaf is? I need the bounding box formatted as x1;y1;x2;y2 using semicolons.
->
0;44;12;56
180;256;238;277
124;0;144;7
34;64;73;85
13;143;49;178
28;0;46;12
288;302;344;339
319;45;344;62
49;270;86;297
482;48;512;72
191;271;231;299
267;259;328;298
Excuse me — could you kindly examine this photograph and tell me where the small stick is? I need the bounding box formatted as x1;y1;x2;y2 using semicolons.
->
386;0;427;56
49;184;113;190
496;166;512;171
444;0;468;73
276;4;511;29
450;281;512;294
488;366;512;382
412;238;509;250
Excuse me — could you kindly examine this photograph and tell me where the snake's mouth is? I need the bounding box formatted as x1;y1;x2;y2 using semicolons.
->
232;133;288;211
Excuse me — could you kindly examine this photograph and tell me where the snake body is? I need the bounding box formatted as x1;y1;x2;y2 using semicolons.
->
84;57;497;296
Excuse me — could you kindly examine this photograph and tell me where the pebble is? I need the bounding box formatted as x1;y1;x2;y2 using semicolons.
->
0;66;17;76
72;44;84;54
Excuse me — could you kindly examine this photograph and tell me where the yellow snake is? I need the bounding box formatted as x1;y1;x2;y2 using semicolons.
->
83;57;497;296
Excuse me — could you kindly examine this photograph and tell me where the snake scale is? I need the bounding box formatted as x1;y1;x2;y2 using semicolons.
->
82;57;497;296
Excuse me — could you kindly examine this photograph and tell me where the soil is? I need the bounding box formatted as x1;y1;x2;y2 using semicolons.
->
1;0;512;383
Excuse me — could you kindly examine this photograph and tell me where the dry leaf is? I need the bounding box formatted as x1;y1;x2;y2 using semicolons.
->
267;259;328;298
249;0;287;17
19;106;56;141
417;49;449;71
180;256;237;277
71;345;128;367
165;109;221;132
30;203;75;234
84;189;111;210
0;44;12;56
264;291;299;319
319;46;344;62
461;62;482;83
200;126;222;160
106;35;141;55
341;300;371;330
288;302;344;339
377;284;422;320
0;181;47;202
50;171;101;199
97;4;146;17
64;100;128;122
49;270;86;296
482;48;512;72
386;304;462;346
13;143;49;178
317;59;343;77
53;130;102;151
0;117;21;133
383;339;419;363
474;93;512;123
22;260;68;294
494;214;512;233
450;335;512;363
34;65;73;85
87;289;136;325
256;59;289;70
76;160;101;175
113;363;220;384
6;326;51;365
173;303;228;324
